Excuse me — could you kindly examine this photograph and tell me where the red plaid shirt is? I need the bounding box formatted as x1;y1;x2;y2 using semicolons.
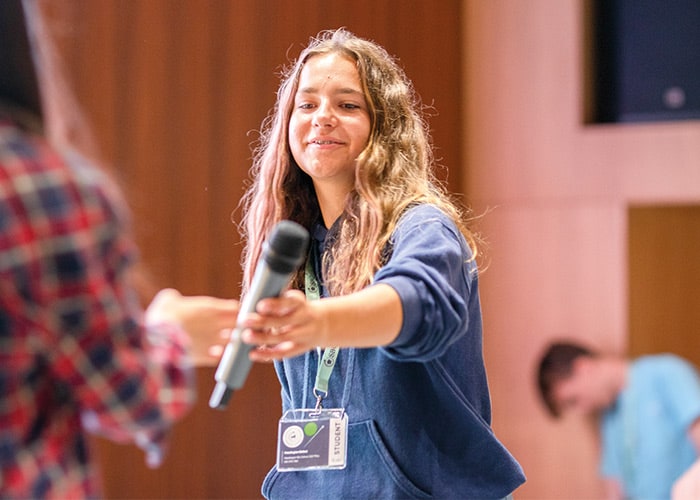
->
0;117;195;498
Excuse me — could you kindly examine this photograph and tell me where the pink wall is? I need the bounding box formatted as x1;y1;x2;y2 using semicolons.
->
462;1;700;497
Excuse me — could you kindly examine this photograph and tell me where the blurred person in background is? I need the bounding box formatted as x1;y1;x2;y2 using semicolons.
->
0;0;237;497
537;340;700;499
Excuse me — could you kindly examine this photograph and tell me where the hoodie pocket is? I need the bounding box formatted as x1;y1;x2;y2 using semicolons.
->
262;419;430;499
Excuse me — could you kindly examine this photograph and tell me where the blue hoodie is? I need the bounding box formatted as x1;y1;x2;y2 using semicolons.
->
262;204;525;499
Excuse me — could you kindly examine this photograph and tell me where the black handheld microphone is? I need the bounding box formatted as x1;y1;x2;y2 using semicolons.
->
209;220;310;410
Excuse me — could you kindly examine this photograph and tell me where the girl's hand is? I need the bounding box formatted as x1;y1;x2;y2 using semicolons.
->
240;290;327;362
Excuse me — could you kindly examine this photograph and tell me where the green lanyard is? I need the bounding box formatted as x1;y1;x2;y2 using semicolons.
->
305;252;339;410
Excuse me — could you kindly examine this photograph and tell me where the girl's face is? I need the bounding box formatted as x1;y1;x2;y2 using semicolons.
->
288;52;371;196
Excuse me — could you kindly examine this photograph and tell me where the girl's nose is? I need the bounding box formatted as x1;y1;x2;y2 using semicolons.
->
312;101;335;128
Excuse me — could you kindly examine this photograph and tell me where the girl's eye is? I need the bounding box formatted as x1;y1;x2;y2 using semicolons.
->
341;103;361;110
297;103;314;110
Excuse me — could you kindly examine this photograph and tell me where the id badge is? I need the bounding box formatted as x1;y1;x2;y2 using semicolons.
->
277;408;348;471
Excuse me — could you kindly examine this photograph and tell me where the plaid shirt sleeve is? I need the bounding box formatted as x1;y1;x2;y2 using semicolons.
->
0;120;195;488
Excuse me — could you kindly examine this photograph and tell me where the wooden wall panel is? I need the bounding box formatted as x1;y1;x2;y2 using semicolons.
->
51;1;464;498
464;1;700;498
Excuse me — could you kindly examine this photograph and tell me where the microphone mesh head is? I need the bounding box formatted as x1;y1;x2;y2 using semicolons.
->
268;220;309;256
264;221;310;273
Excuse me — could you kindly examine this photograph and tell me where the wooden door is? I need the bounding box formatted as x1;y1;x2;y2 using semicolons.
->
629;205;700;367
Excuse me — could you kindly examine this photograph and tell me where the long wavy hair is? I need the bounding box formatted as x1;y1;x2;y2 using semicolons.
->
240;28;476;296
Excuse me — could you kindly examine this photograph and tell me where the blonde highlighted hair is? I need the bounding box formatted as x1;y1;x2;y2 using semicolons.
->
240;28;476;296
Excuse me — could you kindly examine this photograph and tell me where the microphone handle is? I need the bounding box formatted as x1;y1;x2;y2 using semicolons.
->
209;264;293;409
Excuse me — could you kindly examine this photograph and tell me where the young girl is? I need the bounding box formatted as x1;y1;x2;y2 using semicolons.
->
238;28;525;499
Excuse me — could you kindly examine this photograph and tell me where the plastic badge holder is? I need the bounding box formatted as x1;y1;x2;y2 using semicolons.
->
277;408;348;471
